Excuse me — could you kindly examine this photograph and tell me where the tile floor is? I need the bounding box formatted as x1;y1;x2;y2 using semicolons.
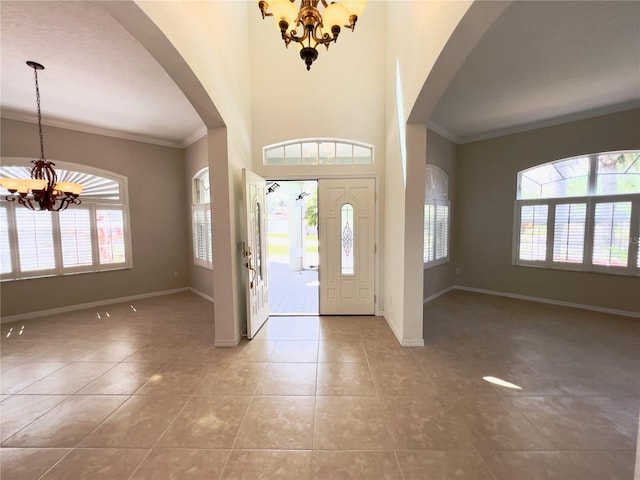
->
0;290;638;479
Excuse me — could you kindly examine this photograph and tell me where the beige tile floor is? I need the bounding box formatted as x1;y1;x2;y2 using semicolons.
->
0;290;638;479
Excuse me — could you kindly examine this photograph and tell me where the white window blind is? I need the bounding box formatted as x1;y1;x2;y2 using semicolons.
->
15;208;56;272
518;204;548;261
192;204;212;268
60;208;93;268
1;206;12;274
423;204;434;263
553;203;586;263
435;204;449;260
592;201;631;267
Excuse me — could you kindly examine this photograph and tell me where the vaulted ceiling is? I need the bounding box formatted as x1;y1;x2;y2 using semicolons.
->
1;1;638;148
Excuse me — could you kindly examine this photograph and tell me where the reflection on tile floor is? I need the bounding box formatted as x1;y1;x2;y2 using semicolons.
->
1;290;638;479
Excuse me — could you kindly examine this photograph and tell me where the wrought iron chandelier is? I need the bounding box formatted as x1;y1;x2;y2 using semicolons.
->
0;61;83;211
257;0;366;71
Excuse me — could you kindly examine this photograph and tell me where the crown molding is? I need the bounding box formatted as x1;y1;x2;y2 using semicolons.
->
0;110;201;149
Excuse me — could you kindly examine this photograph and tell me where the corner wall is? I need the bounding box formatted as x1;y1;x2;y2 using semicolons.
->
0;119;189;318
455;108;640;314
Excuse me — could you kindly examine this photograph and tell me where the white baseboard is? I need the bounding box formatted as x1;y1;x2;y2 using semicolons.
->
423;286;456;304
189;288;214;303
214;337;241;347
0;287;190;324
382;314;425;347
453;286;640;319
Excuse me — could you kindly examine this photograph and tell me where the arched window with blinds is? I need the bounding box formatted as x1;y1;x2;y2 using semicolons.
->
424;165;450;267
0;159;131;280
514;151;640;275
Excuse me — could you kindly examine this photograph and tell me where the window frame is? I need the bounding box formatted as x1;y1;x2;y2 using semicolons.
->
424;165;450;269
191;167;212;270
263;138;374;166
513;151;640;276
0;158;132;281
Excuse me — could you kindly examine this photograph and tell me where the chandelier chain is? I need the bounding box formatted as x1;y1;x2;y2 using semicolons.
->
33;66;45;161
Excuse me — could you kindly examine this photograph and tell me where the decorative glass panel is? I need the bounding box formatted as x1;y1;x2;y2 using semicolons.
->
592;202;631;267
341;203;354;275
519;205;548;261
255;201;263;282
15;208;56;272
553;203;586;263
60;208;93;267
96;209;126;264
336;143;353;165
319;142;336;165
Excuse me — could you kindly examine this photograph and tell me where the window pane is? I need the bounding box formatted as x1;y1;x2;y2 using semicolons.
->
285;144;302;165
553;203;586;263
60;208;93;268
518;156;589;199
596;152;640;195
519;205;548;261
0;206;12;274
353;145;372;165
194;169;210;205
425;165;448;200
592;202;631;267
319;142;336;165
301;142;318;165
336;143;353;165
424;204;434;263
435;204;449;260
15;208;56;272
341;203;354;275
96;209;126;264
265;147;285;165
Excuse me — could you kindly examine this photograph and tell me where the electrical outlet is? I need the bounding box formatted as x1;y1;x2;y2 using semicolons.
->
455;267;461;275
174;271;179;278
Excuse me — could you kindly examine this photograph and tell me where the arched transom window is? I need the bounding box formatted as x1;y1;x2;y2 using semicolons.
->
263;139;373;166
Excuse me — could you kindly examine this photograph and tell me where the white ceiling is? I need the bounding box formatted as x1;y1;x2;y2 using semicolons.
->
430;0;640;143
1;1;638;148
0;1;205;148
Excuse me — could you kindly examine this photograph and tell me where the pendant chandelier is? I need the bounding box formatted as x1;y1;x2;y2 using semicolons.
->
257;0;366;71
0;61;83;211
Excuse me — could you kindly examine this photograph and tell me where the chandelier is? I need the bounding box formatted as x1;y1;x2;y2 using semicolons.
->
0;61;83;211
258;0;366;71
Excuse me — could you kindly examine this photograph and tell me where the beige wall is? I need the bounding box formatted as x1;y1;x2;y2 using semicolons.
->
424;129;457;300
185;134;213;299
1;118;189;318
455;108;640;314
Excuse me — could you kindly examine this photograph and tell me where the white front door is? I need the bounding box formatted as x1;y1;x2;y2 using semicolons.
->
318;178;375;315
242;168;269;339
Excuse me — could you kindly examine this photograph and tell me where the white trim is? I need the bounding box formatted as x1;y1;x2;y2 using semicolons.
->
423;285;456;304
189;287;214;303
382;314;425;347
1;111;192;149
183;127;208;148
214;337;241;347
426;121;460;144
453;286;640;318
0;288;189;324
458;101;640;145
